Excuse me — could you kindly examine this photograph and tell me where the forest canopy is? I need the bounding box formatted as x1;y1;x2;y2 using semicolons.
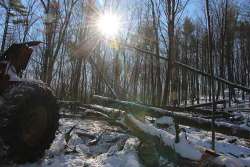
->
0;0;250;106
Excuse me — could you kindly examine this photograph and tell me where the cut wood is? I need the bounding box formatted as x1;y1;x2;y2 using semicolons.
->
92;95;250;139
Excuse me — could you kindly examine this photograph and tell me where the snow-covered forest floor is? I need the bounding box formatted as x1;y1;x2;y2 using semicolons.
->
17;96;250;167
19;117;143;167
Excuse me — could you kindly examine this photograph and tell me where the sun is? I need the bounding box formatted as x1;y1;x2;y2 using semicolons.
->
96;13;121;38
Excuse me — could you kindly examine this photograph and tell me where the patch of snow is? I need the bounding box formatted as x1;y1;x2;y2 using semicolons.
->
127;113;250;165
49;133;66;155
19;118;142;167
123;137;140;152
155;116;173;125
76;144;90;154
186;129;250;158
174;133;203;161
127;114;202;161
240;121;250;131
86;137;141;167
241;157;250;167
213;156;245;167
67;133;82;146
3;61;21;81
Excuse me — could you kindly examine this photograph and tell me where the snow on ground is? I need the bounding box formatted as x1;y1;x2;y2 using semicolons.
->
127;114;203;161
185;127;250;157
155;116;174;125
241;157;250;166
85;103;250;166
155;116;250;157
179;92;250;138
19;118;143;167
86;137;142;167
154;115;250;166
16;102;250;167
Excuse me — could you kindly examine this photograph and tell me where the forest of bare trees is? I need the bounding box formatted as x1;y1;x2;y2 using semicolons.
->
1;1;250;166
0;0;250;107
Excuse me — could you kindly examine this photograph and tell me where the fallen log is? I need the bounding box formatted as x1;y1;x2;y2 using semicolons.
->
78;107;128;131
126;114;248;167
126;113;202;161
92;95;250;139
58;100;80;110
58;100;80;105
82;104;125;119
228;109;250;113
88;103;250;166
184;100;226;109
162;105;231;118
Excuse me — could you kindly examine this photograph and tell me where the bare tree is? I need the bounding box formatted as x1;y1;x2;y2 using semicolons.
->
205;0;216;150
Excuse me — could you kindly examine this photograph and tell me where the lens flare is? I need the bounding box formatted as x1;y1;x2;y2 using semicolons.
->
96;13;121;38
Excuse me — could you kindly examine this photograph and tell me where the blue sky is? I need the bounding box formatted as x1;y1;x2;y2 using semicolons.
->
95;0;205;23
0;0;246;44
184;0;203;19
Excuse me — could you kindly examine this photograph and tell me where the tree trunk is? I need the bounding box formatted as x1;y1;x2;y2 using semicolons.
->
1;8;10;55
206;0;216;150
